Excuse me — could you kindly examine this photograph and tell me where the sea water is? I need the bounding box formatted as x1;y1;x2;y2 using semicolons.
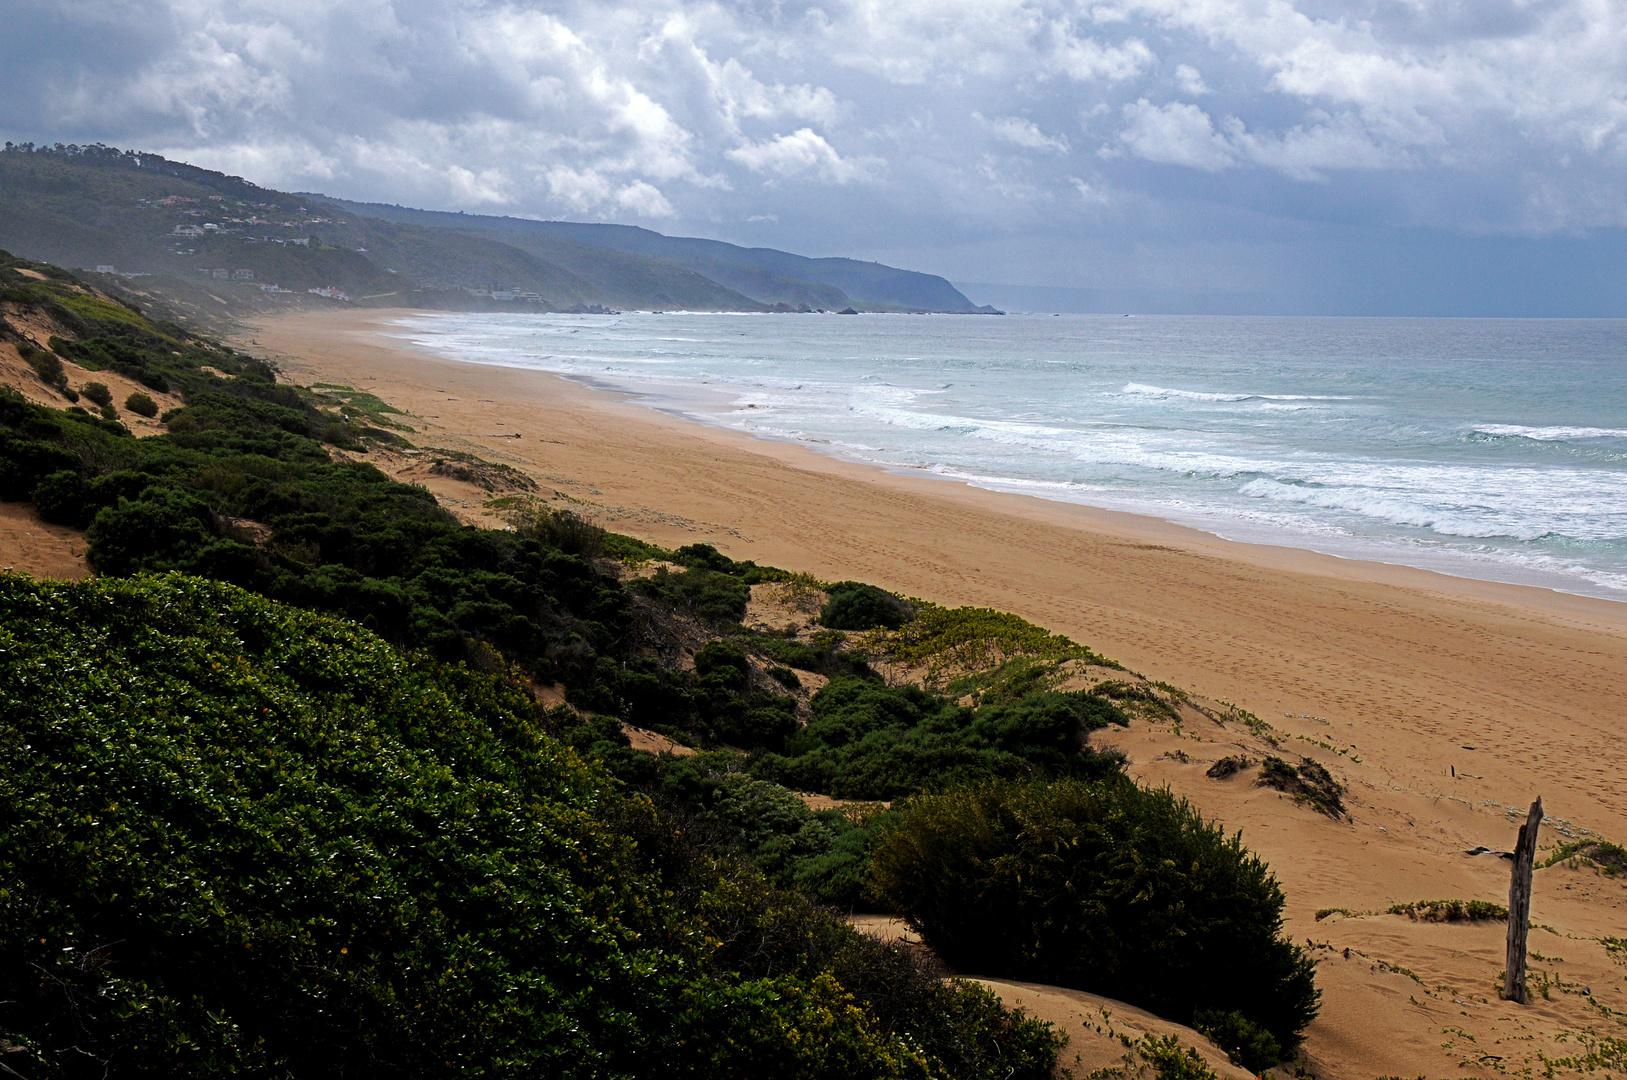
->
392;311;1627;601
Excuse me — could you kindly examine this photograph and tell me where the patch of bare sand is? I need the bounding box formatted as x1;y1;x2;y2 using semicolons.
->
0;502;90;580
244;309;1627;1078
622;726;696;756
0;340;183;434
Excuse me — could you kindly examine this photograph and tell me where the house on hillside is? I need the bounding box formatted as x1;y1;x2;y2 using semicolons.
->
233;269;254;281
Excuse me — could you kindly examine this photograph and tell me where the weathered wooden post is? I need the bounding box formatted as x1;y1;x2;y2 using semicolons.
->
1504;796;1543;1004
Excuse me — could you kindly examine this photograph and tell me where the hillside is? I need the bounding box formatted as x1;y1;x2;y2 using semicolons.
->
315;196;997;313
0;143;995;319
0;143;770;315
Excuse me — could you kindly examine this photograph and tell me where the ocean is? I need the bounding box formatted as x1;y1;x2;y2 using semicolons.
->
391;311;1627;602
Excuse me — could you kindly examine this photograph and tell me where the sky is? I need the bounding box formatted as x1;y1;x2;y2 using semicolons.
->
6;0;1627;314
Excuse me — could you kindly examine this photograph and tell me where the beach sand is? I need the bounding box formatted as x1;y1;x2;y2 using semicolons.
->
245;308;1627;1078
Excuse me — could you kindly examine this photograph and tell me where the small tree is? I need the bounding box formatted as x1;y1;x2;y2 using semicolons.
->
81;382;113;408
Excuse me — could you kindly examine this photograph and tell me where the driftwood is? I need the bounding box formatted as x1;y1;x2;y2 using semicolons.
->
1504;796;1543;1004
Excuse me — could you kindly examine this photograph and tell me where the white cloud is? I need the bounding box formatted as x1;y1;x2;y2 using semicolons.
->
1174;64;1209;95
1111;99;1236;170
979;113;1071;152
1046;28;1155;82
1070;176;1111;203
546;167;614;212
616;179;676;217
727;128;882;184
10;0;1627;248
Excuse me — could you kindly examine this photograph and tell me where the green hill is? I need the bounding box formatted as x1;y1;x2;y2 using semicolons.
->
314;196;996;313
0;142;998;317
0;143;764;314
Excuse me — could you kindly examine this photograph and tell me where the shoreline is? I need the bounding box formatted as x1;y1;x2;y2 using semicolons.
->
245;307;1627;1077
380;307;1627;607
241;307;1627;628
374;307;1625;625
242;308;1627;801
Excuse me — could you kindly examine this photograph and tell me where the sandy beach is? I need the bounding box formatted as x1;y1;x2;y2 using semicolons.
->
241;308;1627;1077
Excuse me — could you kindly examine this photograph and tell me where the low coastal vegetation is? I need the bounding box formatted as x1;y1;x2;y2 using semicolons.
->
0;252;1321;1073
868;780;1319;1060
1543;839;1627;877
0;573;1059;1079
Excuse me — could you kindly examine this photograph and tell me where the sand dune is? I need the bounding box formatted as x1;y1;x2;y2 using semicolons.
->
244;309;1627;1078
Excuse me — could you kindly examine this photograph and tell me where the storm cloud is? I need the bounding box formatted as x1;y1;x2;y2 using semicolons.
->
6;0;1627;312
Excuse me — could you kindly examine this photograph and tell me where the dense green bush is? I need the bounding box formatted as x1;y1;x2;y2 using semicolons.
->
670;542;787;585
0;572;674;1077
520;505;605;556
634;565;752;623
869;779;1320;1054
756;632;875;680
25;348;64;387
80;380;112;408
1193;1009;1281;1072
618;752;891;908
124;390;159;416
753;677;1127;800
820;581;913;630
0;572;1063;1080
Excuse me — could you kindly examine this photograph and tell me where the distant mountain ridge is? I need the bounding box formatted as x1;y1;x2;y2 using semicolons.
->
309;196;995;313
0;141;996;318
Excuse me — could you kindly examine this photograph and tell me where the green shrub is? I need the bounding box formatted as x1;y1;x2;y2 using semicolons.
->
29;470;87;525
670;542;790;584
695;638;750;686
1543;839;1627;876
124;390;159;417
636;565;752;623
821;581;913;630
1128;1034;1222;1080
0;431;80;501
869;779;1320;1053
675;541;736;571
1193;1008;1282;1071
25;348;64;386
757;634;874;680
1386;899;1507;922
1258;756;1346;818
80;381;113;408
84;485;221;574
754;678;1126;800
519;505;604;556
622;754;885;908
866;601;1113;675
